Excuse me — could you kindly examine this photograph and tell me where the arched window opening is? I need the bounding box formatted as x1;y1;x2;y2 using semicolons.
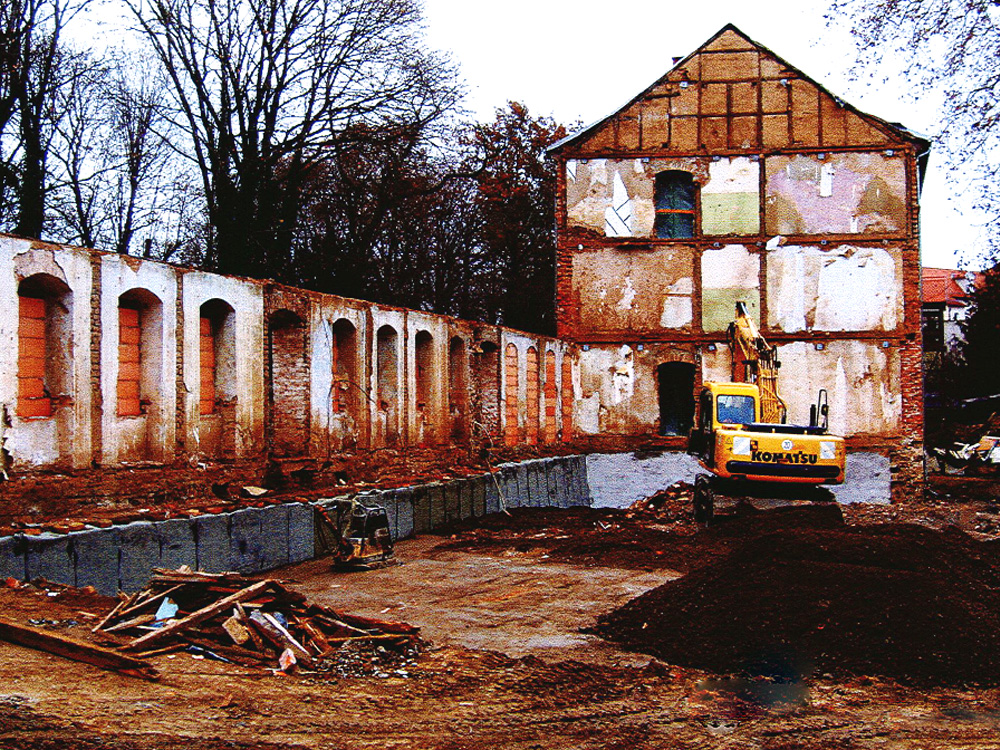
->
17;274;72;420
415;331;434;445
332;319;358;416
526;347;540;445
269;308;308;457
473;341;501;437
117;289;162;419
376;325;399;447
654;171;696;239
504;343;519;446
449;336;469;443
199;299;236;418
560;354;574;442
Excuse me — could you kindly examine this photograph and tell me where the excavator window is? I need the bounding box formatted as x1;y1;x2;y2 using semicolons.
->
717;394;755;425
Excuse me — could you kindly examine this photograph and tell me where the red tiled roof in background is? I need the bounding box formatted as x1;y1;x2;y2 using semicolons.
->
922;267;983;307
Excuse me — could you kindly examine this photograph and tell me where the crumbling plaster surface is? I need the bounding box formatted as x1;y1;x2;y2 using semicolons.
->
767;245;902;333
703;340;900;435
370;307;406;449
565;158;711;238
701;157;760;235
310;302;366;454
99;256;177;465
181;271;265;458
0;237;92;470
406;313;449;446
572;247;693;333
765;152;907;236
776;340;900;436
701;244;760;332
576;344;693;436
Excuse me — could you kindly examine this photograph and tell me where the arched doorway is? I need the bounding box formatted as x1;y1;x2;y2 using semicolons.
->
657;361;696;436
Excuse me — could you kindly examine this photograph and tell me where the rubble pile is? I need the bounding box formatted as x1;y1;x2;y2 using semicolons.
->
594;524;1000;686
96;567;421;673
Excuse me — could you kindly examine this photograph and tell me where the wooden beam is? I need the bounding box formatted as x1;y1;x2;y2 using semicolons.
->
0;616;158;681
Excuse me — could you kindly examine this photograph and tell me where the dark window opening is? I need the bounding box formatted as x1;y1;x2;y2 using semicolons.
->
657;362;695;436
654;171;696;239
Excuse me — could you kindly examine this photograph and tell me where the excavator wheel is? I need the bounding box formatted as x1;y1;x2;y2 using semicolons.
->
693;475;715;524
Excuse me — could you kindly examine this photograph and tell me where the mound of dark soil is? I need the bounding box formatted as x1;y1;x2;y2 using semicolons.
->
594;524;1000;686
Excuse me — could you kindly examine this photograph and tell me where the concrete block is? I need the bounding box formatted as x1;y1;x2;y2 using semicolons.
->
484;476;501;516
229;507;264;574
411;486;432;533
427;483;447;529
573;455;592;506
73;527;121;595
258;504;290;571
528;460;547;507
195;513;231;573
25;532;76;587
495;463;520;510
287;502;315;564
470;475;487;517
457;481;473;521
157;518;197;572
0;534;27;582
444;483;462;525
394;489;415;540
117;521;160;592
513;462;531;507
544;460;561;508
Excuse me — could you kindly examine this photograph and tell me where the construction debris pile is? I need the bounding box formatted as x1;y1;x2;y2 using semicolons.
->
594;523;1000;687
95;567;421;674
932;412;1000;475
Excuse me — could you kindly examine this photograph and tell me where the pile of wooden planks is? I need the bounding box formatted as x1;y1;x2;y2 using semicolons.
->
95;567;420;671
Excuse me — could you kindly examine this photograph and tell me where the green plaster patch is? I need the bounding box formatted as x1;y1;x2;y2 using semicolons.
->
701;192;759;235
702;288;760;332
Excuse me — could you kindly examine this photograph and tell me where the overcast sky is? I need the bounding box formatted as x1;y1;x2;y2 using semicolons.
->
422;0;984;269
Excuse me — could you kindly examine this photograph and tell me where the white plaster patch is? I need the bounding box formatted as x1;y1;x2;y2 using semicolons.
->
704;156;759;194
769;246;809;333
611;345;634;406
815;248;897;331
660;297;693;328
589;159;607;185
615;276;636;312
566;160;577;181
702;245;760;289
604;171;634;237
820;163;835;197
577;392;601;434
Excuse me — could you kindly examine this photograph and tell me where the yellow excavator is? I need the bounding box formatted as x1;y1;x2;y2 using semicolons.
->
688;302;846;522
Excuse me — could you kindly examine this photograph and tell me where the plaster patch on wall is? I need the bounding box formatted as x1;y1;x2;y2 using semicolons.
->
815;247;898;331
611;345;634;405
767;245;901;333
701;157;760;235
765;152;907;235
577;392;601;434
660;277;694;328
775;341;899;435
604;172;634;237
701;245;760;332
768;247;809;332
616;276;636;312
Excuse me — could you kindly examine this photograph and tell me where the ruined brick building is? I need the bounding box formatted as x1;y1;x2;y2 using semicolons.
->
0;234;574;518
0;25;927;514
548;25;929;492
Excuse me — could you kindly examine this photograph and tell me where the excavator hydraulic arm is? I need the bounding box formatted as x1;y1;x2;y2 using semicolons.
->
727;302;786;424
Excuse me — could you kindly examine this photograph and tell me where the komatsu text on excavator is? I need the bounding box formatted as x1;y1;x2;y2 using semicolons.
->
688;302;846;521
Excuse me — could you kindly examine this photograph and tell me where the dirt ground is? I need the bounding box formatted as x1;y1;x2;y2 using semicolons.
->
5;492;1000;748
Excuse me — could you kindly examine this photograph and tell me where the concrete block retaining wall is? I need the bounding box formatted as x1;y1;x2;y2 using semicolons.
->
0;455;590;595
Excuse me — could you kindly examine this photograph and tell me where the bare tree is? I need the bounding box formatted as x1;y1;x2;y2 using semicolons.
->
125;0;462;279
0;0;93;237
828;0;1000;253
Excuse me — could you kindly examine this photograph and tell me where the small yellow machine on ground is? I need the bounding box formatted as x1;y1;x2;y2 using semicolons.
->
315;495;396;568
688;303;846;522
